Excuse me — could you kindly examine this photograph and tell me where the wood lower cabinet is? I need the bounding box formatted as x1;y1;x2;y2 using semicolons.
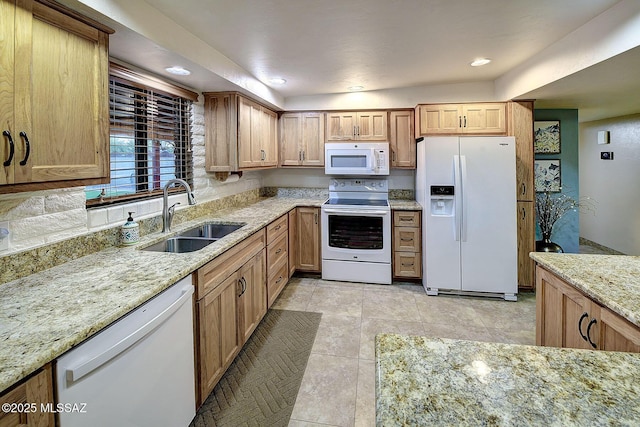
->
266;214;289;307
1;0;111;193
288;208;297;278
392;210;422;279
193;230;266;407
389;110;415;169
0;364;54;427
296;207;321;272
416;103;506;136
517;201;535;290
536;265;640;352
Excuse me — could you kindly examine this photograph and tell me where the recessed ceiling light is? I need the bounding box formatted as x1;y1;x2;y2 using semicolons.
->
269;78;287;85
165;66;191;76
348;86;364;91
470;58;491;67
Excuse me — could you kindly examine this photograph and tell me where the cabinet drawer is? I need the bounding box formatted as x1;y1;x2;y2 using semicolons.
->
195;230;265;299
267;232;288;271
266;214;288;245
394;227;421;252
393;211;420;227
267;258;289;307
393;252;421;278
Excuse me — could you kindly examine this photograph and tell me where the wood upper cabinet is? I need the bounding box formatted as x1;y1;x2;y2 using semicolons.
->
0;364;54;427
1;0;110;192
389;110;415;169
203;92;278;172
536;265;640;353
416;103;506;136
296;207;321;272
507;100;535;202
279;112;325;167
327;111;387;141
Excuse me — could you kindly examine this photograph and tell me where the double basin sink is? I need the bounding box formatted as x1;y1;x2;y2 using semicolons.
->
142;222;246;253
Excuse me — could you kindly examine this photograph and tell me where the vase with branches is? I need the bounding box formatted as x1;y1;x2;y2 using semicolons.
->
535;191;592;252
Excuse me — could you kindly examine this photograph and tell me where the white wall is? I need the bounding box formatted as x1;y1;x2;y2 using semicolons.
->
262;168;415;191
579;114;640;255
0;102;262;255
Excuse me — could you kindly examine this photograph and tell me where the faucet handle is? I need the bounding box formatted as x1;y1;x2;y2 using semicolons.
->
168;202;181;215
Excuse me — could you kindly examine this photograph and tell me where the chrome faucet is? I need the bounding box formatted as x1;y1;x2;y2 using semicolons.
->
162;179;196;232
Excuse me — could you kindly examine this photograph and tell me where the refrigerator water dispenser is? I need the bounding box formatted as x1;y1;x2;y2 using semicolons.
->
430;185;454;216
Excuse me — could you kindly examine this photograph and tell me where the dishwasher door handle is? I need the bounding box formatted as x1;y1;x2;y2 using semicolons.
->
66;284;194;382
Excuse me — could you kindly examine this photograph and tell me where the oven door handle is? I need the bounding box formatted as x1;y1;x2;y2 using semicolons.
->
323;209;389;215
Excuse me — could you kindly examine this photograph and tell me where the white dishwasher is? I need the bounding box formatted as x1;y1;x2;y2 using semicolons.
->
56;276;195;427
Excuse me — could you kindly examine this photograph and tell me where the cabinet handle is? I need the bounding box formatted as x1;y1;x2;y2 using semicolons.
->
521;207;526;221
392;152;396;162
275;248;282;255
301;150;305;161
578;312;589;341
399;217;412;221
238;277;247;296
19;132;30;166
401;262;414;267
276;276;283;284
314;212;318;224
400;238;413;242
237;279;243;297
2;130;14;166
459;116;462;128
521;183;526;196
299;151;302;161
586;318;598;349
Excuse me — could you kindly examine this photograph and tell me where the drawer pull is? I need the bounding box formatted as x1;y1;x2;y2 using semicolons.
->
586;318;598;349
275;248;282;255
400;238;413;242
578;312;588;341
276;276;283;284
401;263;414;267
399;217;412;221
274;225;281;231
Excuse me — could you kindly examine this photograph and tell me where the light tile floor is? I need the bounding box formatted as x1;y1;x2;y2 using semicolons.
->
272;276;537;427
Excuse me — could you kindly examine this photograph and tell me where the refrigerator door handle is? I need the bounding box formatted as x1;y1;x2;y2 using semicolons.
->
453;155;462;242
460;155;468;242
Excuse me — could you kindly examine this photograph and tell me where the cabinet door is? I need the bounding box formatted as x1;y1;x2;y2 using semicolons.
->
288;208;297;277
238;250;266;344
597;306;640;352
462;103;506;134
261;108;278;167
196;273;239;405
357;111;387;140
0;364;54;427
13;2;109;184
238;97;261;168
327;112;356;140
417;104;462;135
279;113;302;166
301;112;325;166
297;207;321;272
389;110;415;168
517;201;535;290
508;101;534;201
536;266;594;350
204;93;237;172
0;0;15;186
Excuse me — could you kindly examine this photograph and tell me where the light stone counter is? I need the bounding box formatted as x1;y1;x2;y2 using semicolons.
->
530;253;640;328
389;199;422;210
376;333;640;426
0;196;324;392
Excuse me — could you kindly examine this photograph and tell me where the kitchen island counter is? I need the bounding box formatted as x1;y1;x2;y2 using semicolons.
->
530;253;640;328
376;333;640;426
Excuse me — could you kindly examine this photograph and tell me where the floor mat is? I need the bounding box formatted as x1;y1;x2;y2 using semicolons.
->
191;309;322;427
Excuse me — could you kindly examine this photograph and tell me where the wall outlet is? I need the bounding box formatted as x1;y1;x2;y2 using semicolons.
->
0;221;9;251
601;152;614;160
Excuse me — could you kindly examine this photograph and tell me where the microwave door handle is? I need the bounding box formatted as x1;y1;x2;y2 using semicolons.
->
370;149;376;172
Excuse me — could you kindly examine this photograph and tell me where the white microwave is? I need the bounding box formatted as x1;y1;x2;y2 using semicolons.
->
325;142;390;175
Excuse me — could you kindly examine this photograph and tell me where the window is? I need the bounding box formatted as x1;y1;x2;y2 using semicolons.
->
86;63;198;206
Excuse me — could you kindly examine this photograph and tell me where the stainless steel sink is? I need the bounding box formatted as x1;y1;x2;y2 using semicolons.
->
176;222;245;239
141;222;245;253
142;237;218;253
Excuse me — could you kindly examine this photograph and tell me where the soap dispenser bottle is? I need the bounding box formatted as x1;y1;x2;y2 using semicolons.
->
121;212;139;245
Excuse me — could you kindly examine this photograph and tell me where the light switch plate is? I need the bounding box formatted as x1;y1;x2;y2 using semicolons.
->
0;221;9;251
597;130;610;145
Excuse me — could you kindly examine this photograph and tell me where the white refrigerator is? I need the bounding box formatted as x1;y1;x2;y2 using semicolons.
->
416;136;518;301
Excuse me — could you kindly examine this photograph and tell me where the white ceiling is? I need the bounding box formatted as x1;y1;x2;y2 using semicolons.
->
62;0;640;122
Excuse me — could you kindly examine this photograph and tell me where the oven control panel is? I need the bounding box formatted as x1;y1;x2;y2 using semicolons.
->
329;178;388;192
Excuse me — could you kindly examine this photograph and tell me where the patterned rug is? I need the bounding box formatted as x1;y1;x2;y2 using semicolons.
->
190;309;322;427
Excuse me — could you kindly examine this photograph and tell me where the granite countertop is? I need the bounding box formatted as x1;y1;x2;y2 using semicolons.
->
0;196;327;392
389;199;422;210
376;333;640;426
530;253;640;328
